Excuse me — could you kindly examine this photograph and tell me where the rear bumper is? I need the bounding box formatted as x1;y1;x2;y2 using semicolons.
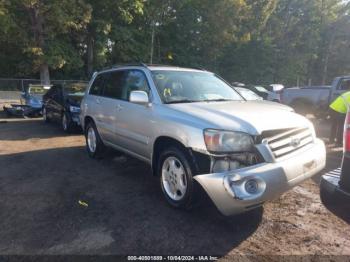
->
321;167;350;198
339;153;350;191
194;139;326;216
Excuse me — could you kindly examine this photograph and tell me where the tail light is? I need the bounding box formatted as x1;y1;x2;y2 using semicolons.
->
344;111;350;152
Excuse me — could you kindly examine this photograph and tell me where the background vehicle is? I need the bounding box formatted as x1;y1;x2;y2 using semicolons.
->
81;64;326;216
232;83;281;102
268;84;284;93
234;87;263;101
43;83;86;132
3;84;50;117
320;109;350;203
246;85;281;102
281;76;350;117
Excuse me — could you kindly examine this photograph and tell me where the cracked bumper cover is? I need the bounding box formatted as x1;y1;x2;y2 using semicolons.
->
194;139;326;216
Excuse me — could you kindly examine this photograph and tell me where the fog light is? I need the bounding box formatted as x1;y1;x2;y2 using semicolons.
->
245;179;258;194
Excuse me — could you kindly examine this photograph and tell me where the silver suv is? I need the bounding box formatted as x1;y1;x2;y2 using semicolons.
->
80;64;326;216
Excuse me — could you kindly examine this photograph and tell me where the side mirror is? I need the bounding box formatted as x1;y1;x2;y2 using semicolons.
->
129;91;149;105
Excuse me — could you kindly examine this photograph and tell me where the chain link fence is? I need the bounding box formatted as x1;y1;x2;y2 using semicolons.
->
0;78;88;103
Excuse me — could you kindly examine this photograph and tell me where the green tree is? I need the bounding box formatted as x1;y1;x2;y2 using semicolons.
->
83;0;143;76
1;0;350;87
2;0;91;83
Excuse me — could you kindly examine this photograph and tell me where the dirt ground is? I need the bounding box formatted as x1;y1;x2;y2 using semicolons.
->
0;110;349;259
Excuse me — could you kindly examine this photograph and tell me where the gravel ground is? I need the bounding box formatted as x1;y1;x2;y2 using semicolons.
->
0;111;349;259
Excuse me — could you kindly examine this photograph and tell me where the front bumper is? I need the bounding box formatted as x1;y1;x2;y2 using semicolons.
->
194;139;326;216
71;113;81;126
3;104;42;117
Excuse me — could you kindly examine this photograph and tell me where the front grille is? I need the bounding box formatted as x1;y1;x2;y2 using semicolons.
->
262;127;314;158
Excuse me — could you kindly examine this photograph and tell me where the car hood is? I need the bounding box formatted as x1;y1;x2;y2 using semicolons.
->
167;100;312;135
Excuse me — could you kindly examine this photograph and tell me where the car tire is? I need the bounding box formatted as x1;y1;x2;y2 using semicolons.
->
85;121;105;159
43;107;50;123
158;146;196;210
62;112;73;133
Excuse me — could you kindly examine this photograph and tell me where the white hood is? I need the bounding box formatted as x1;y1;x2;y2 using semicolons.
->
168;100;312;135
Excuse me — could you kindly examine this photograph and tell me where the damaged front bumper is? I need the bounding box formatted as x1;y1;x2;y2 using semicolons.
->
3;104;42;117
194;139;326;216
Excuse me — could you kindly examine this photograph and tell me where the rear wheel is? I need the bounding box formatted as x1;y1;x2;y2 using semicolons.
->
43;107;50;123
158;147;196;209
85;121;105;158
62;113;73;133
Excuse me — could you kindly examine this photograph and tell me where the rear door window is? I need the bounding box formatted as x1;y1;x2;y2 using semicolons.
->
102;71;125;99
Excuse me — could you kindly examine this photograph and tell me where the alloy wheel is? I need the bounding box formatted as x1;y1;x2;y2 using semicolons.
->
87;127;97;153
62;114;68;131
161;156;187;201
43;108;47;121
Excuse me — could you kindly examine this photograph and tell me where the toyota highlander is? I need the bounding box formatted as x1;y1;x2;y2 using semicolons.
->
80;64;326;216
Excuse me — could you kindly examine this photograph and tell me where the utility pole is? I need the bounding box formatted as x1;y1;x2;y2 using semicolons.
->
150;20;155;64
297;76;300;87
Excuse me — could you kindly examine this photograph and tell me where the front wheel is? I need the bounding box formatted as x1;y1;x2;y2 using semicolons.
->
158;147;196;209
85;121;105;158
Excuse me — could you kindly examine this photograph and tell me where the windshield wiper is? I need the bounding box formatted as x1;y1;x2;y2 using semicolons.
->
166;98;238;104
202;99;235;102
165;99;200;104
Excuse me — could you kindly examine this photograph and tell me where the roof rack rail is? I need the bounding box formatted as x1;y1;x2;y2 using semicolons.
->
112;63;148;68
99;63;207;71
190;66;207;71
100;63;148;71
146;63;177;67
147;64;207;71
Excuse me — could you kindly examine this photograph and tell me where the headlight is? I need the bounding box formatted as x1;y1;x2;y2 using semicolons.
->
204;129;254;153
69;105;80;113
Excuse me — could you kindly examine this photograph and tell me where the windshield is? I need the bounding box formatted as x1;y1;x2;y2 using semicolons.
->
151;70;243;104
64;83;87;96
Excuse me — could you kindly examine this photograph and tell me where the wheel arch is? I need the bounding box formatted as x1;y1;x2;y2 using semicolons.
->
151;136;210;176
84;115;95;131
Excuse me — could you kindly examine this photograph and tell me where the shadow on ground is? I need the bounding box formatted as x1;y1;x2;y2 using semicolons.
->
0;146;262;255
0;118;82;141
321;198;350;225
